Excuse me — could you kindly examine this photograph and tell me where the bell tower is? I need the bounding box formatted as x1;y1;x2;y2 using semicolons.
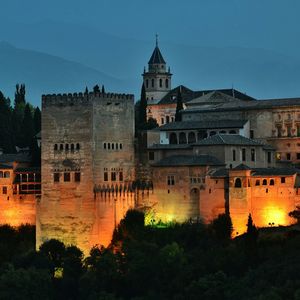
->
142;35;172;104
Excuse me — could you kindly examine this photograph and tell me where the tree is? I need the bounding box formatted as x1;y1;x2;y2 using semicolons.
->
246;214;258;238
101;85;105;93
175;86;183;122
93;84;100;93
139;83;147;127
21;103;34;147
211;213;233;241
33;107;41;135
289;206;300;224
14;84;26;106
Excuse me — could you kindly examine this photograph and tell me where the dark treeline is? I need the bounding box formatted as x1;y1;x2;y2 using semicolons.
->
0;84;41;157
2;211;300;299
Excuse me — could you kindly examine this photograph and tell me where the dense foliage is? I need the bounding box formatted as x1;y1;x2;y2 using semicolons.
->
2;212;300;299
0;85;41;155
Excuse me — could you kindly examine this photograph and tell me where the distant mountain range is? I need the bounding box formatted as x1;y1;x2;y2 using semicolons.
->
1;20;300;106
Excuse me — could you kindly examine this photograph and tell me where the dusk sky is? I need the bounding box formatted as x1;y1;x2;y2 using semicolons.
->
1;0;300;103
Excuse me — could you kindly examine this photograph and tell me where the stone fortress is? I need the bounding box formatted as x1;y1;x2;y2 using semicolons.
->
1;40;300;254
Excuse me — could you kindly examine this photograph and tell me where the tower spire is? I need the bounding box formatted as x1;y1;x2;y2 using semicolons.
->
156;33;158;47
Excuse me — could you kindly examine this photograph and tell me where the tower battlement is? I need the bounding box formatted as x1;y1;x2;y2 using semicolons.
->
42;92;134;107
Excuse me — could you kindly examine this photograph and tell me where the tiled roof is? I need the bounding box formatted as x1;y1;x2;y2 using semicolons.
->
251;168;300;176
153;155;224;167
148;46;166;64
194;134;272;147
15;167;41;173
187;91;237;105
148;144;192;150
0;164;13;169
211;168;229;178
158;86;255;105
183;97;300;114
158;120;247;131
0;153;32;163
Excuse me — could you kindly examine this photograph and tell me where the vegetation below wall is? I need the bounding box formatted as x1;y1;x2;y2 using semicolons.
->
2;212;300;299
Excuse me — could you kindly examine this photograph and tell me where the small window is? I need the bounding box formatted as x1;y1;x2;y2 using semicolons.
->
281;177;286;184
0;171;3;178
108;143;110;150
165;78;169;88
251;149;255;162
119;172;123;182
65;144;69;151
111;172;116;181
71;144;74;151
64;173;70;182
4;171;10;178
159;78;162;87
2;187;7;194
60;144;64;151
112;143;114;150
166;116;170;123
76;143;80;150
286;153;291;160
270;179;275;185
116;143;118;150
268;152;272;163
104;171;108;181
104;143;106;149
161;118;164;125
151;79;154;87
262;179;267;185
242;148;246;161
74;172;81;182
232;149;236;161
120;144;123;150
297;153;300;160
250;130;254;139
146;79;149;88
149;151;155;161
167;175;175;186
234;178;242;188
229;130;237;134
54;173;60;182
54;144;58;151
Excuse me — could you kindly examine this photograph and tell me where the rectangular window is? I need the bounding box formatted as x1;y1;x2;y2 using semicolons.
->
267;152;272;163
104;171;108;181
112;143;114;150
2;186;7;194
281;177;286;184
149;151;154;161
232;149;236;161
277;126;282;137
287;126;292;137
120;144;123;150
166;116;170;123
286;153;291;160
64;172;70;182
74;172;81;182
161;118;164;125
108;143;110;150
297;126;300;137
297;153;300;160
104;143;106;149
111;172;116;181
54;173;60;183
242;148;246;161
167;175;175;186
250;130;254;139
251;149;255;162
119;171;123;182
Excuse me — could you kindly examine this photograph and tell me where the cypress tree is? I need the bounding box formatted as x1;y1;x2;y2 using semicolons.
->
101;85;105;93
33;107;41;135
139;83;147;128
21;103;34;147
175;86;183;122
93;85;100;93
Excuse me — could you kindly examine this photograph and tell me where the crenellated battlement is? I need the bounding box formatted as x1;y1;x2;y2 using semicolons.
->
42;91;134;107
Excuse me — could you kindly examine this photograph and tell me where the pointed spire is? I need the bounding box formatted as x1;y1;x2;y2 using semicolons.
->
156;33;158;47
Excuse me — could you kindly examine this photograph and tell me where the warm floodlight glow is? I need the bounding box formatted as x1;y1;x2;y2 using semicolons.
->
264;208;286;226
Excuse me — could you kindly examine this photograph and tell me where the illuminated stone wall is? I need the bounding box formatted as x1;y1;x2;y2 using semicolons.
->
39;92;135;255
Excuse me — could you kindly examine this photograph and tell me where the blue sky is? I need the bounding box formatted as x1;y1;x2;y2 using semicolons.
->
2;0;300;56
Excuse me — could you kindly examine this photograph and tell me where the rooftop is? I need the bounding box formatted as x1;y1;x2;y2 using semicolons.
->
148;46;166;65
153;154;224;167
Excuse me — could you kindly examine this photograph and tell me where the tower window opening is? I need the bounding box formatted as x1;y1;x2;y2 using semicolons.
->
111;172;116;181
104;143;106;149
54;144;58;151
104;170;108;181
54;173;60;183
108;143;110;150
76;143;80;150
119;171;123;182
71;144;74;151
65;144;69;151
120;143;123;150
112;143;114;150
146;79;149;88
270;179;275;185
262;179;267;185
151;79;154;87
60;144;64;151
166;78;169;88
159;79;162;87
235;178;242;188
64;172;70;182
74;172;81;182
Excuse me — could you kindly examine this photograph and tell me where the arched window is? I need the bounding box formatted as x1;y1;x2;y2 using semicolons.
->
219;130;226;134
262;179;267;185
188;132;196;144
65;144;69;151
71;144;74;151
169;133;177;144
76;143;80;150
210;131;217;136
108;143;110;150
120;143;123;150
112;143;114;150
54;144;58;151
234;178;242;188
165;78;169;88
116;143;118;150
60;144;64;151
229;130;237;134
255;180;260;186
104;143;106;149
270;179;275;185
179;132;187;144
0;171;3;178
4;172;10;178
159;78;162;88
151;79;154;87
146;79;149;88
197;130;207;140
